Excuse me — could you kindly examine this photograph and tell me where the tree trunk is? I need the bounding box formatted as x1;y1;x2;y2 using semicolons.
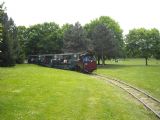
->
145;57;148;66
97;56;100;65
102;58;105;65
102;48;104;66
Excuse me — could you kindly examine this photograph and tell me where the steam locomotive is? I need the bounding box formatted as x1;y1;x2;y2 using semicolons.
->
28;52;97;73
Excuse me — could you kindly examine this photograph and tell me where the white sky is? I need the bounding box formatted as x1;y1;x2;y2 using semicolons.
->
1;0;160;34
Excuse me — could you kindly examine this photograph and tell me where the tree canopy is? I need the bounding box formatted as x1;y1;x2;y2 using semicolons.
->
125;28;160;65
92;24;116;65
0;3;21;66
25;22;62;55
63;22;89;53
84;16;124;59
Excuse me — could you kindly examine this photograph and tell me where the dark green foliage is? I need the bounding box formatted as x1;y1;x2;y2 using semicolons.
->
125;28;160;65
92;24;116;65
0;9;2;42
150;29;160;59
20;18;124;59
0;3;25;66
25;22;62;55
61;23;72;36
84;16;124;61
0;3;15;66
154;50;160;59
63;22;89;52
16;26;26;63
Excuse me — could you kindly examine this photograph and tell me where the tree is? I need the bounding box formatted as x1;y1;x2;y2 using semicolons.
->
149;28;160;59
63;22;89;53
38;22;63;54
0;23;2;44
16;26;27;63
125;28;160;66
0;3;17;66
0;26;2;52
0;4;3;42
25;22;62;55
0;3;4;64
61;23;72;36
84;16;124;60
92;24;116;65
8;18;20;63
0;3;24;66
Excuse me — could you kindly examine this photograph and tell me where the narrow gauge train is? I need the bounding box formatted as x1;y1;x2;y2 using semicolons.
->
28;52;97;73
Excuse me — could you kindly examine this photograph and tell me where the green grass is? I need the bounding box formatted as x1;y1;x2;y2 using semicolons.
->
96;58;160;100
0;64;158;120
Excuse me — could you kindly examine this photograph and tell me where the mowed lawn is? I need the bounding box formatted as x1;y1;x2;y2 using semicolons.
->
0;64;157;120
96;58;160;100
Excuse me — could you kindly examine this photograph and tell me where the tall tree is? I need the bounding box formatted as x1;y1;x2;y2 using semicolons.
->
0;3;18;66
92;24;116;65
150;28;160;59
0;3;2;42
84;16;124;59
63;22;89;53
16;26;27;63
25;22;62;55
0;23;2;43
0;3;4;64
125;28;160;66
0;22;2;49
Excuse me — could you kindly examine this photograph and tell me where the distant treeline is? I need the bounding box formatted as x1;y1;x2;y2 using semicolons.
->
0;3;160;66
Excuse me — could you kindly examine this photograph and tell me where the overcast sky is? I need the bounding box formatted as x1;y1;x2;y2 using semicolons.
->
1;0;160;34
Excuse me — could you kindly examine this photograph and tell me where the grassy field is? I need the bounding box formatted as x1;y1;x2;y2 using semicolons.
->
0;64;158;120
96;58;160;100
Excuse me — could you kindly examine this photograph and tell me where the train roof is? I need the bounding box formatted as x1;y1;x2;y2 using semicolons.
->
28;51;94;57
28;53;81;57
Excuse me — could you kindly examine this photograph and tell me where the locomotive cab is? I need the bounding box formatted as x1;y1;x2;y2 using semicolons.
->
79;53;97;73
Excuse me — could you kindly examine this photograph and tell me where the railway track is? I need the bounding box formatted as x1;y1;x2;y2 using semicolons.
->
91;74;160;119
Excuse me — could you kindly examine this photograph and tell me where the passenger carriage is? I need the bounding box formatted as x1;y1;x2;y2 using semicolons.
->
28;52;97;73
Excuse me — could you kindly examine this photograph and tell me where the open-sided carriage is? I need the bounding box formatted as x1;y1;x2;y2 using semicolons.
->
28;52;97;73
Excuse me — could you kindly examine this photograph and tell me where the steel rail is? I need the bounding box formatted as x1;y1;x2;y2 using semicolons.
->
91;73;160;119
